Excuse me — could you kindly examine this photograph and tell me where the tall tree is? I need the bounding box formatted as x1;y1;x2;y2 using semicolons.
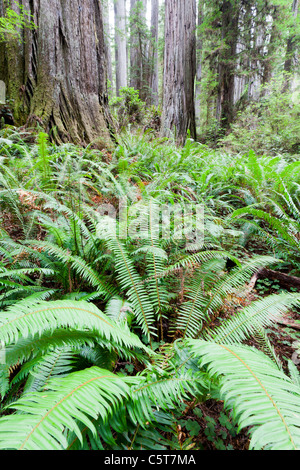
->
195;1;204;127
114;0;128;95
103;0;113;88
129;0;149;101
0;0;113;148
160;0;197;142
283;0;299;91
216;0;240;129
149;0;159;106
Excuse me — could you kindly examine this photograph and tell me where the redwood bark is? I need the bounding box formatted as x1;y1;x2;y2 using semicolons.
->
160;0;197;142
0;0;114;148
195;1;203;128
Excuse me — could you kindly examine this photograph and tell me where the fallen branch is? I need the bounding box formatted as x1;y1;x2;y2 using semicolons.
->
249;268;300;292
277;318;300;331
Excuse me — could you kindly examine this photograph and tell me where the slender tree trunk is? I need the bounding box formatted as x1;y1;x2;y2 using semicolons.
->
129;0;148;101
0;0;114;148
160;0;197;142
149;0;159;106
103;0;113;87
114;0;128;95
216;0;239;130
195;1;203;129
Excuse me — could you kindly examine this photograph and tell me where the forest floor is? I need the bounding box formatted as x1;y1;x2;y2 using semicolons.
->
1;126;300;451
178;292;300;450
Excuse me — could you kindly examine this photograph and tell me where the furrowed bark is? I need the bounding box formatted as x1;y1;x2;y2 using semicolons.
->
160;0;197;143
0;0;114;148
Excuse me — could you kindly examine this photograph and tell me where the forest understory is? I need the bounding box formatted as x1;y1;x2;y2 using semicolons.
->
1;121;300;451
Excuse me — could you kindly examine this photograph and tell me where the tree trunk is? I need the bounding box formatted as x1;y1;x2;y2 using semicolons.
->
160;0;197;143
129;0;148;101
0;0;114;148
103;0;113;88
114;0;128;95
149;0;159;106
216;0;240;130
195;1;203;129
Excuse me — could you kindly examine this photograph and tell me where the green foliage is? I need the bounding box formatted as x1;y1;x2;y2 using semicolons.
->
188;339;300;450
109;87;147;130
1;131;300;450
0;2;35;42
221;77;300;156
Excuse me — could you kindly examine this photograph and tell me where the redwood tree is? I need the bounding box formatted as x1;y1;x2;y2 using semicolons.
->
160;0;197;142
114;0;128;95
129;0;149;101
0;0;114;148
149;0;159;106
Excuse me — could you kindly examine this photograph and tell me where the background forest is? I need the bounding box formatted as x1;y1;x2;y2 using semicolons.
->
0;0;299;452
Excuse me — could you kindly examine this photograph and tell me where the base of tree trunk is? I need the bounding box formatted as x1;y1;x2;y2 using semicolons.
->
0;0;114;150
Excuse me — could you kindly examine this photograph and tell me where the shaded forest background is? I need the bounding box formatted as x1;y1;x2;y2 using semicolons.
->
0;0;299;154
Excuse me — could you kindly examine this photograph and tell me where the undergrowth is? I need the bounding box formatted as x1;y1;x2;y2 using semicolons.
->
0;127;300;450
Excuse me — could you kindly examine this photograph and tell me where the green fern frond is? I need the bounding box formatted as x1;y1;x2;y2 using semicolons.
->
0;367;135;450
202;255;279;320
97;218;156;343
23;240;116;299
188;339;300;450
0;300;149;354
175;255;279;340
204;292;300;345
16;348;76;394
126;368;202;427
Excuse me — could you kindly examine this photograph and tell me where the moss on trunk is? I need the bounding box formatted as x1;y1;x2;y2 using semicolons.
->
0;0;114;149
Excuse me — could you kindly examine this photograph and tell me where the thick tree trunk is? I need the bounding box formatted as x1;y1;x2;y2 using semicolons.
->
160;0;196;142
114;0;128;95
149;0;159;106
0;0;114;148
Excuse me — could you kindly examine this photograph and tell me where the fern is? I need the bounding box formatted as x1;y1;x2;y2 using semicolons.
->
0;367;135;450
176;255;279;339
188;339;300;450
204;292;300;345
0;299;149;355
97;217;156;344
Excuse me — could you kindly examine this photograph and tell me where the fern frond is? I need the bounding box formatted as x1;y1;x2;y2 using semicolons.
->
204;292;300;345
23;240;116;299
126;368;202;427
202;255;279;321
0;367;135;450
0;300;150;354
188;340;300;450
97;218;156;342
16;348;76;394
104;296;134;324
